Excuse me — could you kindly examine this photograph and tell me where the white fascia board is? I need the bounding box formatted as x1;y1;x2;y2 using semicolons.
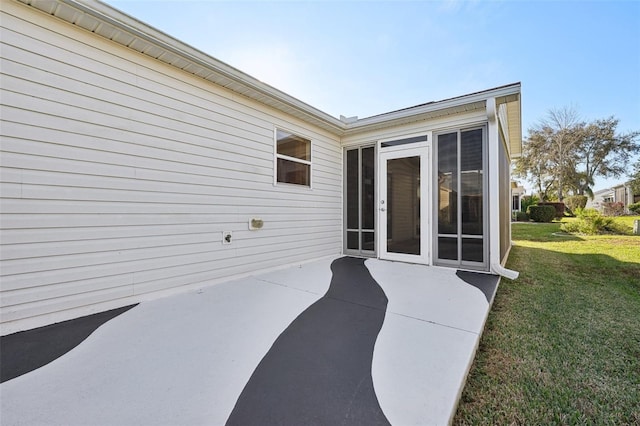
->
49;0;345;132
348;83;521;131
22;0;520;138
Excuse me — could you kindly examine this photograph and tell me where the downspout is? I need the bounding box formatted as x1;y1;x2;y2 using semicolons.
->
487;98;519;280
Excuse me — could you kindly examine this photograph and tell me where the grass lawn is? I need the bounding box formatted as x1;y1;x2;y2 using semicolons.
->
612;215;640;232
453;219;640;425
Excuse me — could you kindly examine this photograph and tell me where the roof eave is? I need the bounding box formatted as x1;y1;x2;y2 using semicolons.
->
16;0;522;143
19;0;346;134
345;83;522;137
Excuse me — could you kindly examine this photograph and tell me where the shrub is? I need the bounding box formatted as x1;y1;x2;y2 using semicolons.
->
629;202;640;214
513;211;529;222
561;208;630;235
602;201;625;216
520;195;539;213
564;195;588;212
527;205;556;222
539;202;566;218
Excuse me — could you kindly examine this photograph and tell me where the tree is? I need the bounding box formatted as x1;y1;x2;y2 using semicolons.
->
570;117;640;197
514;135;555;200
515;106;582;201
516;107;639;201
629;159;640;197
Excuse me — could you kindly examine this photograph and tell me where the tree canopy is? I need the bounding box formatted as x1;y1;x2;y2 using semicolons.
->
515;107;639;201
629;160;640;197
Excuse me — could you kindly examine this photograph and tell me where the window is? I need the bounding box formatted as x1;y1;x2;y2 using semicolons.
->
435;127;486;267
345;146;375;254
276;129;311;186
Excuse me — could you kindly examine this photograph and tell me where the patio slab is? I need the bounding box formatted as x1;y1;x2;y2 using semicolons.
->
0;256;498;426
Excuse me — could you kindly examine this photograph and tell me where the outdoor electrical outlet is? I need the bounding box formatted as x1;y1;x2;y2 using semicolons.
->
222;231;232;244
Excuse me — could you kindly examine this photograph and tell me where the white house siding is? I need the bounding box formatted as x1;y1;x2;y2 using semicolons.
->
0;2;342;334
587;189;613;210
341;109;488;149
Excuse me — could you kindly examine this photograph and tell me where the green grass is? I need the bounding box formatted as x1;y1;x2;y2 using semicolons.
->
453;222;640;425
614;215;640;231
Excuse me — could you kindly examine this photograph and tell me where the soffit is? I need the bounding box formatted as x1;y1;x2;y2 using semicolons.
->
16;0;345;134
495;93;522;158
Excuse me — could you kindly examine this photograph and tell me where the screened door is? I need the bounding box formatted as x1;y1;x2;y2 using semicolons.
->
379;147;429;264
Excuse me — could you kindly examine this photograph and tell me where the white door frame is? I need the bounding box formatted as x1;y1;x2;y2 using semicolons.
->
378;145;430;264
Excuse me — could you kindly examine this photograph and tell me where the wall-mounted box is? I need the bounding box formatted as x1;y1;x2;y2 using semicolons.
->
249;218;264;230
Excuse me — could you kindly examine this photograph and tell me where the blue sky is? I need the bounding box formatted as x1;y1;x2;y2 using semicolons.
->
108;0;639;191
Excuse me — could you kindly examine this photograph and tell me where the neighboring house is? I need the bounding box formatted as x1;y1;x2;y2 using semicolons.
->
588;188;615;210
511;182;526;212
588;183;636;213
0;0;522;334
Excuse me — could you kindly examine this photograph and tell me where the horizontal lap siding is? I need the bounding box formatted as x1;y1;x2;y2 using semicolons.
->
0;2;342;332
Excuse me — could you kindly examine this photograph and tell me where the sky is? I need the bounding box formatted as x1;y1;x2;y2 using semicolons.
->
108;0;640;192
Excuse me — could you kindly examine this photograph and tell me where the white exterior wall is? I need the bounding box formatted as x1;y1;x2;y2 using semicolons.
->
587;189;613;210
588;185;634;213
342;110;488;148
0;2;342;334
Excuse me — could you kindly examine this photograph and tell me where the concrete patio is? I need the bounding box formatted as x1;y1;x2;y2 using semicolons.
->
0;256;499;425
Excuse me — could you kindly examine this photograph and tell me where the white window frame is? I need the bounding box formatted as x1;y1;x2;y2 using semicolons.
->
433;124;489;270
274;127;312;188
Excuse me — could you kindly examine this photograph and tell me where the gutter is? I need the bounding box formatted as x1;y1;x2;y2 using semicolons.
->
351;83;521;129
486;97;520;280
491;262;519;280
